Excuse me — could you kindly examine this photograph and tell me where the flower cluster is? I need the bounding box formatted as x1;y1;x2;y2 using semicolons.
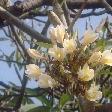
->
25;49;56;88
49;25;77;59
25;24;112;102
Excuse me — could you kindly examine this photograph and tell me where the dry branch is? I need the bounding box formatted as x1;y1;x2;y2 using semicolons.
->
0;0;112;27
0;6;51;43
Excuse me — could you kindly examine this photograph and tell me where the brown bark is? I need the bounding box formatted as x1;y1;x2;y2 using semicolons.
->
0;0;111;27
1;0;112;18
95;103;112;112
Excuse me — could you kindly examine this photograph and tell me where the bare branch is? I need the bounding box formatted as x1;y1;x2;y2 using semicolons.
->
62;1;71;26
0;0;111;28
10;25;29;59
41;19;50;35
0;58;26;65
101;0;112;13
0;6;51;44
67;1;87;33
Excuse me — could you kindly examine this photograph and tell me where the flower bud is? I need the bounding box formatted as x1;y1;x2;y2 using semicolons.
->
48;11;62;27
27;48;43;59
49;25;65;44
82;29;97;46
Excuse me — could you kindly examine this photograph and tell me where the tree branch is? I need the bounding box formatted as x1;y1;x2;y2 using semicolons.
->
0;6;51;44
0;0;111;28
0;81;20;92
10;25;29;59
67;1;87;33
101;0;112;13
0;58;26;65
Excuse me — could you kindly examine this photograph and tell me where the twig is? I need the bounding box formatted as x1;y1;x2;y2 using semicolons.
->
62;1;71;26
10;25;29;59
0;6;51;44
14;73;28;110
80;10;112;18
14;53;31;110
0;58;26;65
101;0;112;13
101;74;111;88
41;19;50;35
0;107;14;112
0;0;112;28
33;18;46;23
14;64;23;84
67;1;87;33
0;90;46;99
7;26;25;59
0;81;20;92
0;89;46;102
53;0;67;27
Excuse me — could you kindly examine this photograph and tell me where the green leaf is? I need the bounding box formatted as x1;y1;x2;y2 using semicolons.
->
5;51;15;67
27;106;50;112
25;88;48;97
59;93;71;109
5;55;12;67
15;50;22;62
7;97;18;107
20;104;37;112
36;42;52;48
102;26;106;33
96;39;106;51
109;23;112;26
105;40;112;49
27;98;34;104
37;95;51;107
9;51;15;60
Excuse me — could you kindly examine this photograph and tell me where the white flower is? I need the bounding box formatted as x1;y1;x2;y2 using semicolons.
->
48;45;65;61
88;51;102;64
63;38;77;54
100;50;112;66
25;64;41;80
49;25;65;44
77;64;94;81
27;48;43;59
38;74;56;88
85;83;102;101
82;29;97;46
